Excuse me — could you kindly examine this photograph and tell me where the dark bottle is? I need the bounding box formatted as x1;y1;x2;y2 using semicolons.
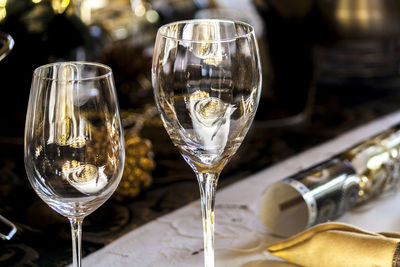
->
0;0;101;138
253;0;318;126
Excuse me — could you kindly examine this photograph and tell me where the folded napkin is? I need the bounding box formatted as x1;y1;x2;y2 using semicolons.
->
267;222;400;267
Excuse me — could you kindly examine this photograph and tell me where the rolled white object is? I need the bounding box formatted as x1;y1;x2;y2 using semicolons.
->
62;162;108;195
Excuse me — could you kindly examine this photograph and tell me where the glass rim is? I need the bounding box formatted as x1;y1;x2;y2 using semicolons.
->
157;19;256;43
33;61;113;82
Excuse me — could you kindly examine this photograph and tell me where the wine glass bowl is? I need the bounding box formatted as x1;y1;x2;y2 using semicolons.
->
152;19;261;266
24;62;125;266
153;19;261;173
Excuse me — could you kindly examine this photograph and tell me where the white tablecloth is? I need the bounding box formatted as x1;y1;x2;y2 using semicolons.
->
80;110;400;267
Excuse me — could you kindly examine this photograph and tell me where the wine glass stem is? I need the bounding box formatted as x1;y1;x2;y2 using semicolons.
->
69;217;83;267
197;172;219;267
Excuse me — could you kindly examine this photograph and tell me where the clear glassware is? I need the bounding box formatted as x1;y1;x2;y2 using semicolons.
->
0;32;14;61
0;32;17;241
24;62;125;267
152;19;262;266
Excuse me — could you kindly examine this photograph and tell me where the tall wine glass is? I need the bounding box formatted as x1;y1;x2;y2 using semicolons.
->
24;62;125;267
152;19;262;266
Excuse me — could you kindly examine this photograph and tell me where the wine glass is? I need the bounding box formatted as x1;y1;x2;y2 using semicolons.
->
152;19;262;266
24;62;125;267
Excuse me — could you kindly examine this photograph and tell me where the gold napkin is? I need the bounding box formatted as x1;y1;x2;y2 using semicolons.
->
267;222;400;267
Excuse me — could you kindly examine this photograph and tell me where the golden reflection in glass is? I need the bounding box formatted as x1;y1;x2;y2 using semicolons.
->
31;113;121;195
86;121;121;178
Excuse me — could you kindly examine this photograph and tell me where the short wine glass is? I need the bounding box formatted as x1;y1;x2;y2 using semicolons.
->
152;19;262;266
24;62;125;267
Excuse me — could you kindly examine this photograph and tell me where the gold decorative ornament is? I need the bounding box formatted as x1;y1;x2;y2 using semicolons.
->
113;106;157;201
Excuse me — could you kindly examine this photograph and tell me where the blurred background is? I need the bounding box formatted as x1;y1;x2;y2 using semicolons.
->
2;0;400;265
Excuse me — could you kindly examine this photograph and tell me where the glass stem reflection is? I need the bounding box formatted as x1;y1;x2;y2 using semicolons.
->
197;172;219;267
69;217;83;267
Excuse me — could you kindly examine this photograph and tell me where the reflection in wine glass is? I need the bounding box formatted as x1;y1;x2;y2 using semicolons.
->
152;19;262;266
24;62;125;267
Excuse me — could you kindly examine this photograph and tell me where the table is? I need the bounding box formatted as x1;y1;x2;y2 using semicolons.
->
1;76;400;266
80;110;400;267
